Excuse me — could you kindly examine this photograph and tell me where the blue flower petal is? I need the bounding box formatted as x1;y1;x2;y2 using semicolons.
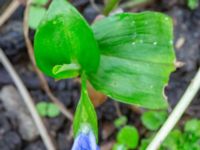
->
72;131;99;150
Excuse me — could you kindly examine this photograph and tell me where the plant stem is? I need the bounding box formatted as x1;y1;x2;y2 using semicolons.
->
147;67;200;150
103;0;121;16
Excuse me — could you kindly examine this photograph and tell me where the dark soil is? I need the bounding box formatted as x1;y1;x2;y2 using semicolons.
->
0;0;199;149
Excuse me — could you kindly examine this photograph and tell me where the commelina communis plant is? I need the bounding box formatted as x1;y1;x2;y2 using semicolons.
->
34;0;175;148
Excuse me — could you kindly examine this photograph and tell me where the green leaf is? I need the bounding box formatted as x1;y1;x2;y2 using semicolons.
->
139;138;151;150
112;143;127;150
162;129;182;150
34;0;100;79
32;0;48;5
184;119;200;137
73;74;98;141
36;102;48;117
52;63;80;79
141;110;168;131
89;12;175;109
187;0;199;10
47;103;60;117
114;116;128;128
117;125;139;149
29;6;46;29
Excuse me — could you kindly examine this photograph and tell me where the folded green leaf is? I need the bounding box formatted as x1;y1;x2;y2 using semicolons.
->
73;74;98;141
89;12;176;109
52;63;80;79
34;0;100;79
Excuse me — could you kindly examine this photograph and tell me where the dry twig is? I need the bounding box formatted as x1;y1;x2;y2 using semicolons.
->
0;0;20;27
23;0;73;121
0;48;56;150
147;67;200;150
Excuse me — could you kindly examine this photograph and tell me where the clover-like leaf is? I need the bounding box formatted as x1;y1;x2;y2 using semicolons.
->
34;0;100;79
89;12;176;109
184;119;200;137
114;116;128;128
117;125;139;149
47;103;60;117
141;110;168;131
73;74;98;141
36;102;48;117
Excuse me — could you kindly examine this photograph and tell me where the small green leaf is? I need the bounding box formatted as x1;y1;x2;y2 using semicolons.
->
32;0;48;5
34;0;100;79
141;110;168;131
36;102;48;117
114;116;128;128
139;138;151;150
187;0;199;10
117;125;139;149
162;129;182;150
47;103;60;117
29;6;46;29
36;102;60;117
112;143;127;150
184;119;200;137
89;12;175;109
73;74;98;141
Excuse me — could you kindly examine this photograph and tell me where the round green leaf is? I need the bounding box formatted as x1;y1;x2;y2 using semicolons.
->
117;125;139;149
141;110;168;131
34;0;100;80
29;6;46;29
187;0;199;10
184;119;200;137
36;102;48;117
47;103;60;117
114;116;128;128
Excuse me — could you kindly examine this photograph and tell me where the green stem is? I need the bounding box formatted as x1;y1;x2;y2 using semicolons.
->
103;0;121;16
81;72;88;95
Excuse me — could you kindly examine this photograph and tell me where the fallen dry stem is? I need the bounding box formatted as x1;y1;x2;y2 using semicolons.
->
0;0;20;27
23;0;73;121
0;48;56;150
147;67;200;150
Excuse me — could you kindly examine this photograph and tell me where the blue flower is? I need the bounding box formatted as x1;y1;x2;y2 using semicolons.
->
72;131;99;150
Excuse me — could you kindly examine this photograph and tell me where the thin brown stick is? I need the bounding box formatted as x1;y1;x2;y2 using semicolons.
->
23;0;73;121
114;101;122;117
0;48;56;150
0;0;20;27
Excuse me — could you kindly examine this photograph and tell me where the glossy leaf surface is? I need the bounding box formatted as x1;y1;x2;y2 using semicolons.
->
73;74;98;141
89;12;175;109
34;0;100;79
